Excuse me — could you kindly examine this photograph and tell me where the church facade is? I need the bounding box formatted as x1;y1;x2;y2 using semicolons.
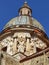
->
0;2;49;65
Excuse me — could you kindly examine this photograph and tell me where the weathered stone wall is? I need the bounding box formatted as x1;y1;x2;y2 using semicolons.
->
0;51;49;65
20;52;49;65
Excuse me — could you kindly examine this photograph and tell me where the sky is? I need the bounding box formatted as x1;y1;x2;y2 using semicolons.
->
0;0;49;37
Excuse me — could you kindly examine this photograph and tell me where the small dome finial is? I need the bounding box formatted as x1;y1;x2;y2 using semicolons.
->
24;1;27;4
19;1;32;16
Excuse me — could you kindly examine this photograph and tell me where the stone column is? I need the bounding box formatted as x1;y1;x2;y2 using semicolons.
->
13;38;18;54
0;52;1;65
1;58;5;65
33;41;36;53
0;53;5;65
7;40;13;55
43;52;46;65
33;58;36;65
26;38;30;52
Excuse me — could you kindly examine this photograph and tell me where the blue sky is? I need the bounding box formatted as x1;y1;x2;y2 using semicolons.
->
0;0;49;37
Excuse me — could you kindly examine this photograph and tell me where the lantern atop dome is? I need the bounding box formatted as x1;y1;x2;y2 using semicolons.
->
19;1;32;16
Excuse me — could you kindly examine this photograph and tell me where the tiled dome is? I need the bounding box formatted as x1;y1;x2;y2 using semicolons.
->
4;16;44;31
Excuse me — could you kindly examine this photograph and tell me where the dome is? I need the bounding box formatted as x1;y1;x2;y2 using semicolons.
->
3;2;44;32
4;16;44;31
